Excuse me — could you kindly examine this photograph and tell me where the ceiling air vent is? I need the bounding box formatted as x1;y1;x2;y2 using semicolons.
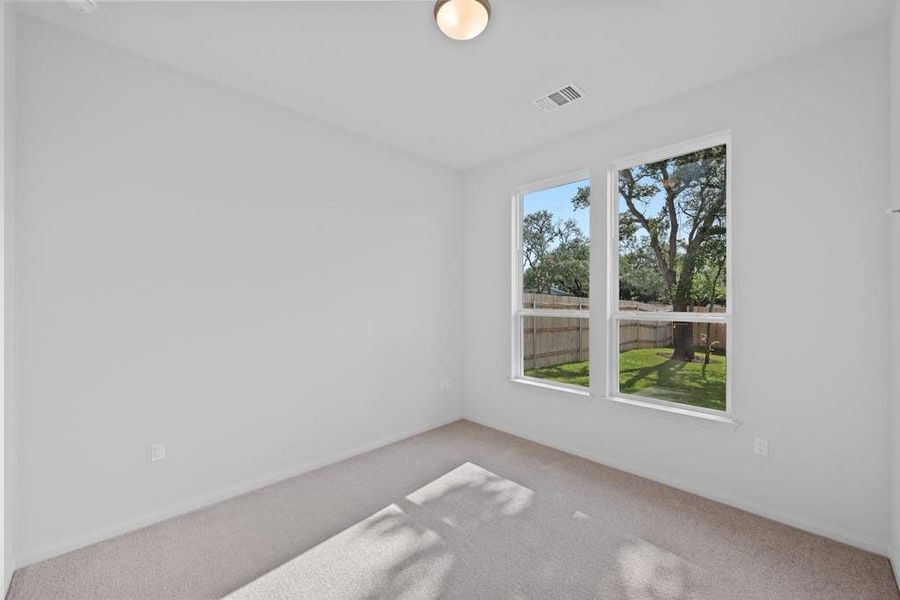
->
533;84;585;113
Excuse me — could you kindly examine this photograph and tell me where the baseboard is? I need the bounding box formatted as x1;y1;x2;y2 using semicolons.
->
892;547;900;592
4;561;14;598
464;414;890;557
16;413;463;567
16;411;890;568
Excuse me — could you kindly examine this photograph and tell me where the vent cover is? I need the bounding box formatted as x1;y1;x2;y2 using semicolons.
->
533;84;585;113
66;0;98;14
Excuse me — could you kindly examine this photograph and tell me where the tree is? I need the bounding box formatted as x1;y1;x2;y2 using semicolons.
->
521;188;591;298
618;145;727;361
619;248;668;302
550;233;590;297
522;210;559;294
695;235;726;375
571;185;590;210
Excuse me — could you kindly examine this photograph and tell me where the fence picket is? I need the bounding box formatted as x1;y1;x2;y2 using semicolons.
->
522;293;725;368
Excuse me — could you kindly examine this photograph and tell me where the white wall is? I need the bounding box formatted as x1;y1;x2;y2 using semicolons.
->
463;29;892;554
14;16;463;564
889;0;900;578
11;3;897;575
1;0;12;592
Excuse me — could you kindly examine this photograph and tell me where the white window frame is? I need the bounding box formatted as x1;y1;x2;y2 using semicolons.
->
510;169;592;398
607;132;733;417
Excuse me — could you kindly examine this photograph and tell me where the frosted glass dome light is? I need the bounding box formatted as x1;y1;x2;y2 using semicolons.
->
434;0;491;41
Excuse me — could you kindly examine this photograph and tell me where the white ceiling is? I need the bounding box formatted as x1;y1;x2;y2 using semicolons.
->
17;0;894;170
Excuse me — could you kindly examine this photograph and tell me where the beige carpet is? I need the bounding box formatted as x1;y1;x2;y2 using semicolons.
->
8;420;899;599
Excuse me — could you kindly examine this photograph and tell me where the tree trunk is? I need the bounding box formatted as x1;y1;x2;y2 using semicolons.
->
672;323;695;362
671;311;695;362
701;321;713;377
670;248;697;362
701;262;724;376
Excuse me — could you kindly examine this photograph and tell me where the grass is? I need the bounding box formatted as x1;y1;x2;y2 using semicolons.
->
525;347;726;411
524;360;590;388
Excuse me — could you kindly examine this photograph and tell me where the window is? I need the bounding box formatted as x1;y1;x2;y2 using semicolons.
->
512;172;591;392
609;135;731;414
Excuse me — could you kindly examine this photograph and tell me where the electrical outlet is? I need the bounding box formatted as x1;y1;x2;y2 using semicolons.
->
149;442;166;462
754;437;768;457
439;378;452;392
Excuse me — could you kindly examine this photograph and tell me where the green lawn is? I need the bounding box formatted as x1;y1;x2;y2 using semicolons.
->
525;347;726;411
524;360;590;388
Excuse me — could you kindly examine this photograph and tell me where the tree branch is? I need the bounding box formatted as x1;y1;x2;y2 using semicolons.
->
659;162;679;278
620;170;676;293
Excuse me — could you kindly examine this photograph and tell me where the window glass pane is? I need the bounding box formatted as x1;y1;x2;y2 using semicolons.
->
522;315;589;388
617;145;726;312
618;320;726;411
522;293;589;311
522;179;590;309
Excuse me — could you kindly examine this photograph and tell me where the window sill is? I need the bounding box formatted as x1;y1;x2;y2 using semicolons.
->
510;377;594;401
601;395;740;430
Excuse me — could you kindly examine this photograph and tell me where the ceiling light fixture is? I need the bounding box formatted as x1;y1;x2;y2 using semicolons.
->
434;0;491;41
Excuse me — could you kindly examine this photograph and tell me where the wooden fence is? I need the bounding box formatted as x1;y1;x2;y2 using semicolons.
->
522;293;590;311
618;320;674;352
522;294;589;369
522;314;590;369
522;293;725;369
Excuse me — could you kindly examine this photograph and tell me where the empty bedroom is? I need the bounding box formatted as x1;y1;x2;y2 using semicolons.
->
1;0;900;598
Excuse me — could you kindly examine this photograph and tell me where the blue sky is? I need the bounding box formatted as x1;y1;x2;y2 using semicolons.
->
523;179;590;237
522;176;696;248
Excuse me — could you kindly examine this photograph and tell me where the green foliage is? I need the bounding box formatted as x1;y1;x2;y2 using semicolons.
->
617;144;727;311
571;185;590;210
547;234;590;297
522;188;591;297
688;233;726;306
522;210;559;294
619;250;668;303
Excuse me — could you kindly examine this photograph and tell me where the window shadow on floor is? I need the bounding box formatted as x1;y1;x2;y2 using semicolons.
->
225;462;702;599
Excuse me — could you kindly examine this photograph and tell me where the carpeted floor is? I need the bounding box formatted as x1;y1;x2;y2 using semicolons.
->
8;420;899;599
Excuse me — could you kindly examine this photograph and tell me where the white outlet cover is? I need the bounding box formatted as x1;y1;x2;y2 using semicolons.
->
149;442;166;462
754;438;768;456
